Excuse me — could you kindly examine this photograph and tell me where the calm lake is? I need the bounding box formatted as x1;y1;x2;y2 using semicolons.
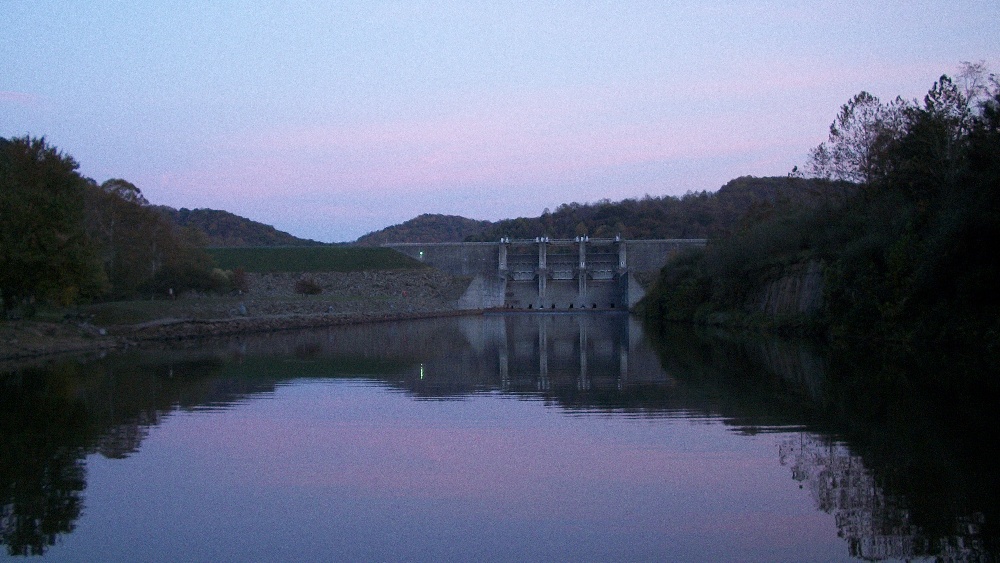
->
1;312;995;561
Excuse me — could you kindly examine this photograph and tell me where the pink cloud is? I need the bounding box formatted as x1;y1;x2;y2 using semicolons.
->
0;90;40;106
132;58;983;240
169;58;972;207
209;110;755;197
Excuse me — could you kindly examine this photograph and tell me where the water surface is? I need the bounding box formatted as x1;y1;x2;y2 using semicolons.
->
1;313;994;561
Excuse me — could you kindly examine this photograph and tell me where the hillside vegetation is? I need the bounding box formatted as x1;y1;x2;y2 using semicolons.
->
640;64;1000;372
359;177;851;245
355;213;492;245
1;142;217;312
0;138;412;317
157;206;324;247
466;176;851;241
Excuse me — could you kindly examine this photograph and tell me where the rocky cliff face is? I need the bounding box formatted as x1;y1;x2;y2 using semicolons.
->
751;260;824;316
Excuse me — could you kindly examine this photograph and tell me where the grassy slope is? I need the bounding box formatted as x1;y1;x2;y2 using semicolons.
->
207;246;425;273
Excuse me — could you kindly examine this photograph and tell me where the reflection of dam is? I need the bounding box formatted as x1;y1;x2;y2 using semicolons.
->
491;313;640;392
210;312;672;395
419;312;672;393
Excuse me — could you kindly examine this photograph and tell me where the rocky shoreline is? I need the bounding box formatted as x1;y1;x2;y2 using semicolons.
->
122;308;481;341
0;269;479;364
0;308;483;363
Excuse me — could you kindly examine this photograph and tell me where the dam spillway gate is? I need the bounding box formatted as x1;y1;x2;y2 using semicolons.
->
502;237;625;310
385;238;707;310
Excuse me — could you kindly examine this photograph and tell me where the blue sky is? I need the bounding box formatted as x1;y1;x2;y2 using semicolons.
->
3;1;998;242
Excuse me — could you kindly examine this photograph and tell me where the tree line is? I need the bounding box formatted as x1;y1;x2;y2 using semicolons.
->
156;206;324;247
466;175;853;242
0;137;220;317
640;63;1000;368
355;213;493;245
356;177;854;245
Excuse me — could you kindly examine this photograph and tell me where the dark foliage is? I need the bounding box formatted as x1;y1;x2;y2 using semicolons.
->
355;213;493;245
156;206;325;247
294;277;323;295
84;179;217;298
467;176;851;241
1;137;223;312
231;267;249;294
0;137;104;315
641;65;1000;374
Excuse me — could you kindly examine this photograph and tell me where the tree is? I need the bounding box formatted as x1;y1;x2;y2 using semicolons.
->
807;92;909;185
644;63;1000;360
82;178;214;298
83;179;162;297
0;137;104;315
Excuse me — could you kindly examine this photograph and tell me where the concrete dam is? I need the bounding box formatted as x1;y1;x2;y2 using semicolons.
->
386;238;706;310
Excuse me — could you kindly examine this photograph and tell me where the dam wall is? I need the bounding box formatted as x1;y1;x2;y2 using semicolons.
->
386;238;706;310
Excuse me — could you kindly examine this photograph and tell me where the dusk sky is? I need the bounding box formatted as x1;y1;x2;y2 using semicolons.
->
3;1;998;242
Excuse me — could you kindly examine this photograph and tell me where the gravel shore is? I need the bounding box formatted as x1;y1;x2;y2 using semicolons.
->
0;269;478;363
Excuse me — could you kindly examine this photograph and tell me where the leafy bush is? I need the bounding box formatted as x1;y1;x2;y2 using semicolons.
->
294;277;322;295
231;267;249;293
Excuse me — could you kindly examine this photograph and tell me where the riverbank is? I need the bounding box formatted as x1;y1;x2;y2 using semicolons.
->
0;309;484;363
0;268;477;362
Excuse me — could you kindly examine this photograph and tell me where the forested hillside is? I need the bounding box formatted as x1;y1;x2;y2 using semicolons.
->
641;64;1000;371
357;177;850;245
355;213;492;245
467;176;852;241
157;207;324;247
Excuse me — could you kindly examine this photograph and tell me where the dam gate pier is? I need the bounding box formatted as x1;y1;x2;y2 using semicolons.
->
385;238;706;310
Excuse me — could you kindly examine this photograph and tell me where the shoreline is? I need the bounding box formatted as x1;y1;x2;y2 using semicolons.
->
0;308;482;364
2;268;477;364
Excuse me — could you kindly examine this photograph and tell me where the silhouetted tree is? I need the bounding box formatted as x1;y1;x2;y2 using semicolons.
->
0;137;104;315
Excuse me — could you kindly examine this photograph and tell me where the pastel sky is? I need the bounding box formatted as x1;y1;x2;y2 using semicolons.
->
3;1;998;242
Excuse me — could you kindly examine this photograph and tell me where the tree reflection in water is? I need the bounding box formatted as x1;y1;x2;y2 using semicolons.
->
778;433;984;560
0;313;996;559
0;367;87;556
0;353;275;556
648;325;997;561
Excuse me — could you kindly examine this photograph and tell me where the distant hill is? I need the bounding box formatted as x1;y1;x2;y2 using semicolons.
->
355;213;493;245
467;176;854;241
156;206;326;247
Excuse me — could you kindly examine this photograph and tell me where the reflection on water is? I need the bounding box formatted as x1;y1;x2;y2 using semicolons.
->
779;434;932;560
0;312;996;560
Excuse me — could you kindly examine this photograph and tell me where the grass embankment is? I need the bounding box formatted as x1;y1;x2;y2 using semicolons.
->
74;247;427;325
81;297;245;325
207;246;425;273
2;246;459;360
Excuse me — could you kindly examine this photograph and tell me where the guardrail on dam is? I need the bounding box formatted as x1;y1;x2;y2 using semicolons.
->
385;238;707;310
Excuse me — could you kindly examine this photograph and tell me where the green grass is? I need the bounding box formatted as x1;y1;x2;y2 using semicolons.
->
206;246;426;273
78;293;392;326
79;300;195;325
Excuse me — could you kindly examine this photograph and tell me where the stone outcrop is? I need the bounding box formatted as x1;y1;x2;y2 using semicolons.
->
751;260;824;316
